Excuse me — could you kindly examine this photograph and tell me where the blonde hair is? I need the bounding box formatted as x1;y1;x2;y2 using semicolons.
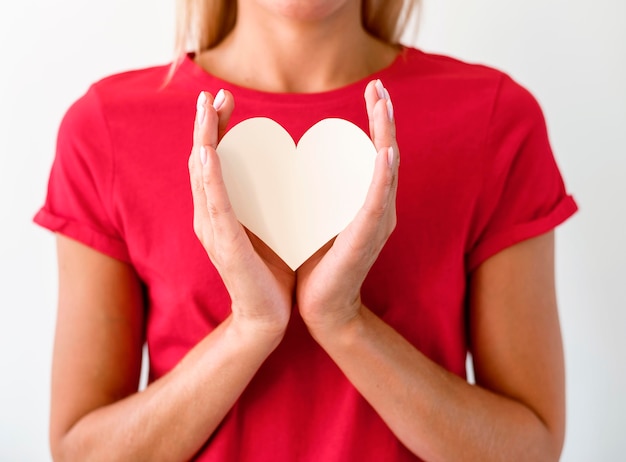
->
173;0;420;65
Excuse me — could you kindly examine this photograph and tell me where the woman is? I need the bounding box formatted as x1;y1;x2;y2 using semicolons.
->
35;0;577;460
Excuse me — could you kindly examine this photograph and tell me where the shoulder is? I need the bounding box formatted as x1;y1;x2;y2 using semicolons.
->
60;61;194;150
391;47;540;112
389;47;546;139
390;47;506;86
61;63;170;125
89;63;172;103
66;60;192;120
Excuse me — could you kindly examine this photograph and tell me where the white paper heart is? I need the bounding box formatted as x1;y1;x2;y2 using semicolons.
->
216;117;377;270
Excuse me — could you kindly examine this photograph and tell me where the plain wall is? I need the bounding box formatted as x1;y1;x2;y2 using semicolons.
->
1;0;624;460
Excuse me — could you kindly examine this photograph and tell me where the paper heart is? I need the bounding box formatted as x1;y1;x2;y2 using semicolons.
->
216;117;377;270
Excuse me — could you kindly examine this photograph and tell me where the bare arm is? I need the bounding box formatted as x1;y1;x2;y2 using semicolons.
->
304;232;565;462
297;80;565;461
50;238;283;462
50;90;295;461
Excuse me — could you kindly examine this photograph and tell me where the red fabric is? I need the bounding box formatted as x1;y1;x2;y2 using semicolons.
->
34;47;577;461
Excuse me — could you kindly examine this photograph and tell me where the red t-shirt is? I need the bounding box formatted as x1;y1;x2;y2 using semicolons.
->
35;47;577;461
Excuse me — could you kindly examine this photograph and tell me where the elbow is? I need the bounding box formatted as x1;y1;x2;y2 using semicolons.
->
50;433;69;462
530;417;565;462
50;426;77;462
545;428;565;462
50;420;83;462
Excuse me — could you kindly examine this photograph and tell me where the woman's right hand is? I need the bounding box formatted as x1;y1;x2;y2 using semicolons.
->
51;94;294;459
189;90;295;338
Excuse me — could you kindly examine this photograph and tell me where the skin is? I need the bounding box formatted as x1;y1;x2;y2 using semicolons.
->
50;0;566;460
196;0;398;93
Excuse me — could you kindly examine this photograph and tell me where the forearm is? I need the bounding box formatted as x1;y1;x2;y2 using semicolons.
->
310;306;560;462
55;315;282;462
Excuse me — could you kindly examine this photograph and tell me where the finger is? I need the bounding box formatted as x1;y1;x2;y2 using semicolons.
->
366;81;399;222
190;93;216;244
332;145;397;268
358;146;396;230
194;91;219;150
201;144;245;243
371;81;397;154
193;91;211;147
214;89;235;142
364;80;380;140
189;145;213;248
192;92;222;240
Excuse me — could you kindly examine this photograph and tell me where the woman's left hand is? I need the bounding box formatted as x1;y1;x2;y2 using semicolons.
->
296;80;399;336
296;81;565;462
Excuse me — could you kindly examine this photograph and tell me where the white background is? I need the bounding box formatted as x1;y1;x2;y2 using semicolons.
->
0;0;624;460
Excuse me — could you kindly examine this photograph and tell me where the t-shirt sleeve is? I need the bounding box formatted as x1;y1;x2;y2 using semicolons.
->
466;74;577;271
34;86;130;262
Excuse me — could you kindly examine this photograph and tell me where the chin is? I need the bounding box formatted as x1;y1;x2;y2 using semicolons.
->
251;0;358;22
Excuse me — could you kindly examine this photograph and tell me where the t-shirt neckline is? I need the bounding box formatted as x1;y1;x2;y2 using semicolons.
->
177;46;410;104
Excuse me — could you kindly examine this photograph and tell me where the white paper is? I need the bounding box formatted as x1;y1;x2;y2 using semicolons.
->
216;117;377;270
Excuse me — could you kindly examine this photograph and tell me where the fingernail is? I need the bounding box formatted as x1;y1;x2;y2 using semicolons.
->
387;146;395;167
197;92;207;125
375;79;386;100
386;99;394;122
200;146;208;165
213;89;225;110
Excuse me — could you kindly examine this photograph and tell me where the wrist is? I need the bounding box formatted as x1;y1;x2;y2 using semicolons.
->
304;301;366;345
229;310;289;347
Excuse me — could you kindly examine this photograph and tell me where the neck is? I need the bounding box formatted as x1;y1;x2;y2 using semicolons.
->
197;2;398;93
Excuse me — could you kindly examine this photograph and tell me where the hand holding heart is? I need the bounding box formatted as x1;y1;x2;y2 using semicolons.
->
188;80;398;340
295;80;398;337
189;90;295;339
